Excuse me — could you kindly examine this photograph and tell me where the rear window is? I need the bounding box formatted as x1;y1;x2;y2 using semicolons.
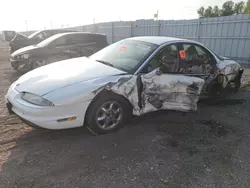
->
82;34;107;43
69;34;107;44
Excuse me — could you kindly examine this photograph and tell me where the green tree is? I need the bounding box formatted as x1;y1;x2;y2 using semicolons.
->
197;0;247;18
212;5;221;17
234;1;245;14
245;0;250;13
204;6;213;17
197;6;205;18
197;6;220;18
221;1;235;16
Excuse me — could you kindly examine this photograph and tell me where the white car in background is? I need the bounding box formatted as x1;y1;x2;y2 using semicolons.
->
5;37;244;134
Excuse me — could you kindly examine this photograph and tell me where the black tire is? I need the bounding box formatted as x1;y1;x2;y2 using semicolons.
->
207;78;240;101
86;92;132;135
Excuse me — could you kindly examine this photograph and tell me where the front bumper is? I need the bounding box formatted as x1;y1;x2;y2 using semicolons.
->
5;99;41;128
10;58;30;71
238;68;244;79
5;84;90;130
223;68;244;93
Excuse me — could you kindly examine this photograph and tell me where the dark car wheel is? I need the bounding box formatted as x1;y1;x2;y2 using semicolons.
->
86;92;132;135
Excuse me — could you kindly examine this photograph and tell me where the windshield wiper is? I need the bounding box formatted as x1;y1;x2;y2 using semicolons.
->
96;60;114;67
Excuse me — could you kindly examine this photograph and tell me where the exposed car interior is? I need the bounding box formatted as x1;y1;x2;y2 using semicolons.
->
179;44;212;74
141;44;178;73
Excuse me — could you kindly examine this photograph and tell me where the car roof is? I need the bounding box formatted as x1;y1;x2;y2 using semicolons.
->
41;29;74;32
128;36;190;45
28;29;76;38
55;32;106;38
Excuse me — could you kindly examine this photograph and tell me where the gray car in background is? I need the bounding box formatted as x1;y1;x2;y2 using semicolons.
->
10;32;108;72
9;29;76;53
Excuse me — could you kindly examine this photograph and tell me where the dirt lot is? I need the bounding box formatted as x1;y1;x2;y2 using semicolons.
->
0;44;250;188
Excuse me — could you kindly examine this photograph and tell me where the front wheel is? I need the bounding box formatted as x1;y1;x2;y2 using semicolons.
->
86;93;132;135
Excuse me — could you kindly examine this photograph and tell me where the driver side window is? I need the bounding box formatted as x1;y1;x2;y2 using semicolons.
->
179;43;212;74
141;44;178;73
53;36;67;47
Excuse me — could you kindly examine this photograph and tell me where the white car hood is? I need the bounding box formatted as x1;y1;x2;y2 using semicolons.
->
15;57;126;96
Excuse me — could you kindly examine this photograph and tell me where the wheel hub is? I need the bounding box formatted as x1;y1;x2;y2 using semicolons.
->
95;101;122;130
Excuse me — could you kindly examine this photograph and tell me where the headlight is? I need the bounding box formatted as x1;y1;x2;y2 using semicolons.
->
21;53;30;59
16;53;30;59
22;92;54;106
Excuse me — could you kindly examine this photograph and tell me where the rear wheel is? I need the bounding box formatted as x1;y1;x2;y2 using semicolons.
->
86;93;132;135
207;76;241;100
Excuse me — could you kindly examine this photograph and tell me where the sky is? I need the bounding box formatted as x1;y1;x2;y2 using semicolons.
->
0;0;243;31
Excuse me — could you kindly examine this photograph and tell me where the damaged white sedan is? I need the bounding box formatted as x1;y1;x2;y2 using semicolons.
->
5;37;244;134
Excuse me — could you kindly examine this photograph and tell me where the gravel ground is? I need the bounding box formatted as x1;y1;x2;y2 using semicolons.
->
0;45;250;188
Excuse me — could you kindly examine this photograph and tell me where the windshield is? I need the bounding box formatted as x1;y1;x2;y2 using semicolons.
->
28;31;42;39
13;33;27;40
89;40;158;73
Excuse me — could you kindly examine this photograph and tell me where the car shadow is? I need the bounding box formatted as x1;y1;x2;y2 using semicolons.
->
9;71;24;84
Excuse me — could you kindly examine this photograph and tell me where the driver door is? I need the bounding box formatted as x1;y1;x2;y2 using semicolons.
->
46;36;71;63
138;44;205;114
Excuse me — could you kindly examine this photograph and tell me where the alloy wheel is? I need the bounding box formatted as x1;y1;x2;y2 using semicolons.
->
95;101;122;130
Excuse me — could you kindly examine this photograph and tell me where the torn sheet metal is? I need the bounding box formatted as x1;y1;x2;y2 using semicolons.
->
179;58;242;94
139;69;204;114
96;68;204;116
104;75;141;115
216;60;241;88
91;59;241;116
179;62;213;75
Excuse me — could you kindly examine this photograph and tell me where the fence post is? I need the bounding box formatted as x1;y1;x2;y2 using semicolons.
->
120;21;122;40
158;22;161;36
111;22;114;43
96;24;98;33
196;19;201;41
248;51;250;65
131;22;133;37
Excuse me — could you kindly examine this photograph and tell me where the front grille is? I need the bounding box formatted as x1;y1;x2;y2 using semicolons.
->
10;56;17;60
